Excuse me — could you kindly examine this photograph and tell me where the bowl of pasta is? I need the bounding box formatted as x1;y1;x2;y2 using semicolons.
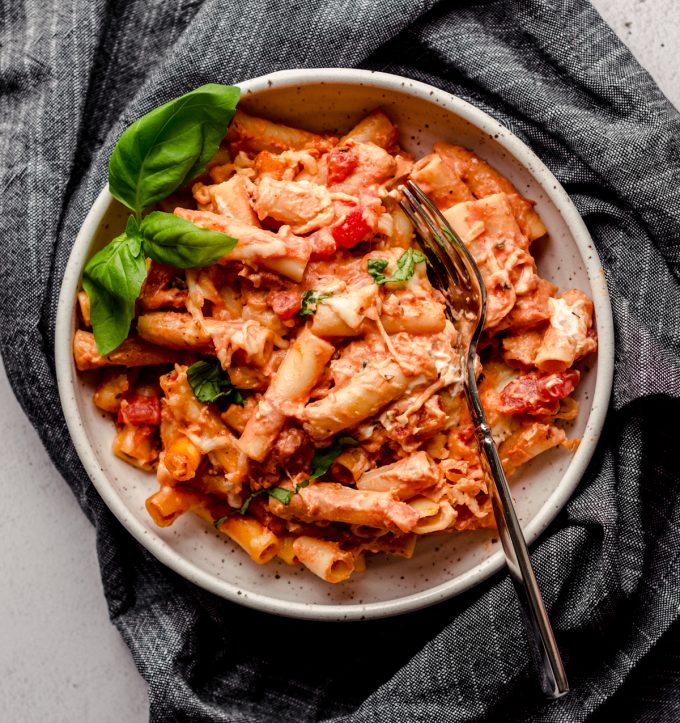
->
56;68;613;620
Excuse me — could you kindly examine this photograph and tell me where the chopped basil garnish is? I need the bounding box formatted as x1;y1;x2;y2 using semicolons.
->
239;488;267;515
267;486;295;505
367;258;389;283
187;359;246;405
239;479;311;515
298;289;332;316
367;248;426;285
309;436;358;480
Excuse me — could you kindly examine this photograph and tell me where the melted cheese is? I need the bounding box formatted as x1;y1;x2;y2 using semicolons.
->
324;285;378;329
490;414;519;446
549;297;583;339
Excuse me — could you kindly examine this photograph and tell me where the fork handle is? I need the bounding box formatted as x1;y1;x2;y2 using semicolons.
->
474;419;569;698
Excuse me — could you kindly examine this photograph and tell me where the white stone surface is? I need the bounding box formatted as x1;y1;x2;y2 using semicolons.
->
0;359;149;722
0;3;677;721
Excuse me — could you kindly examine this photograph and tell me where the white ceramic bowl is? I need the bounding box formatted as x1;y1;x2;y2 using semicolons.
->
56;68;614;620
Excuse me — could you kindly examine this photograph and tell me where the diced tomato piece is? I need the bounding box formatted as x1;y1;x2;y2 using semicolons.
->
118;394;162;426
331;207;372;249
268;290;302;319
498;370;580;415
327;146;359;184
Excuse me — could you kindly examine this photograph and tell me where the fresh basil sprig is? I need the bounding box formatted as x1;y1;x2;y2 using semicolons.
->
298;289;332;316
309;436;358;480
109;83;240;218
368;248;426;285
187;359;245;405
83;83;240;354
140;212;236;268
82;217;148;355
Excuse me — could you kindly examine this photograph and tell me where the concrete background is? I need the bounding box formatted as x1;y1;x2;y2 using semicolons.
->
1;1;678;720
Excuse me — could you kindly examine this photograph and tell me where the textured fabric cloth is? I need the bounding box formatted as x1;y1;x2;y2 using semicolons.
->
1;0;679;720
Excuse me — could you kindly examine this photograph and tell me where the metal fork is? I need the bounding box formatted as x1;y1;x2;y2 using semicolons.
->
398;179;569;699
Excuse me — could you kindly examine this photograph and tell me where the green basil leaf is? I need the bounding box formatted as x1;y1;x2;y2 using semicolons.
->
389;248;426;282
140;211;237;268
213;514;231;528
267;487;294;505
298;289;332;316
187;359;245;405
309;436;358;480
82;216;147;355
368;249;426;285
109;83;240;214
239;488;266;515
239;479;309;515
367;258;389;284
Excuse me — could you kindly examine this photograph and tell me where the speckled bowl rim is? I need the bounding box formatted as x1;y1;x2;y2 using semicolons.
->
55;68;614;621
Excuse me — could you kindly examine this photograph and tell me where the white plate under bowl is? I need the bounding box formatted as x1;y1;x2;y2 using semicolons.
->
55;68;614;621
